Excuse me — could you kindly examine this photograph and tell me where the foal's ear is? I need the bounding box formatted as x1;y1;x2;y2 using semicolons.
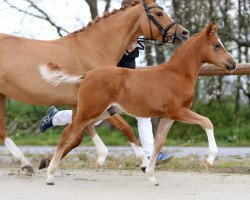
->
205;22;218;36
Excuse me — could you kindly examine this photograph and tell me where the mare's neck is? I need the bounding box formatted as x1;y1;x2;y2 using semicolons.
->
61;4;144;68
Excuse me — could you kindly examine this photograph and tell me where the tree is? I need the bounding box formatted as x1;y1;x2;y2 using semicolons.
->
2;0;113;36
85;0;112;20
2;0;70;36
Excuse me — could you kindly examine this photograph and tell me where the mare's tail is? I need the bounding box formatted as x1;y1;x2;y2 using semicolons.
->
39;63;84;86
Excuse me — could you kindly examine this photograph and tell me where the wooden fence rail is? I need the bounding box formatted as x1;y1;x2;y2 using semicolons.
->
199;63;250;76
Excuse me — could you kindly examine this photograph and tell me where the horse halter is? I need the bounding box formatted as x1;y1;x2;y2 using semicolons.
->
143;3;179;44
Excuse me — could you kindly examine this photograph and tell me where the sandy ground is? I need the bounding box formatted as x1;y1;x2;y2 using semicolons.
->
0;168;249;200
0;146;249;199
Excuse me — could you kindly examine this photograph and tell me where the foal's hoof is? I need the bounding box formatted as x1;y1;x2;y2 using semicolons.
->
205;160;213;170
39;158;50;170
146;172;158;185
46;177;55;185
21;165;35;174
140;166;146;173
95;162;103;171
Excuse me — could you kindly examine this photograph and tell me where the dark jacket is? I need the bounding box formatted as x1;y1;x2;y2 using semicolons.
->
117;48;139;69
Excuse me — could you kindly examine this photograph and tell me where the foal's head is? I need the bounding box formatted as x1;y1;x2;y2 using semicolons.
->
138;0;189;46
200;22;236;70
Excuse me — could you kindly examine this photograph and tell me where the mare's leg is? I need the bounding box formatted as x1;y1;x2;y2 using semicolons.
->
107;114;148;169
107;114;139;145
145;118;174;185
84;125;108;170
173;108;218;169
0;94;34;173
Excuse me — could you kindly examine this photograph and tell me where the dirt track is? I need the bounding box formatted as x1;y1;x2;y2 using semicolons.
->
0;168;249;200
0;146;250;199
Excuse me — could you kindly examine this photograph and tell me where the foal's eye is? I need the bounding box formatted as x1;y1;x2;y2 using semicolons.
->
214;43;221;49
156;12;163;16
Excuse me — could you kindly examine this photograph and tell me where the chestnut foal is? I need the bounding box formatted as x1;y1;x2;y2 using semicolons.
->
40;22;236;185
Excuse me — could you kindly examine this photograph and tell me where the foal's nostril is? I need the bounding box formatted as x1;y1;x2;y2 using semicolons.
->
227;65;236;70
226;63;236;70
232;62;236;69
229;59;237;70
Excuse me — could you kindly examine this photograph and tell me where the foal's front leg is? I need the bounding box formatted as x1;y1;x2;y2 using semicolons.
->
146;118;174;185
173;108;218;168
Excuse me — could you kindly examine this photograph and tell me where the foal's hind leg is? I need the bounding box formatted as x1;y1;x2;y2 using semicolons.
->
45;111;110;172
46;96;110;184
39;132;84;170
0;94;34;173
39;106;81;169
46;117;107;184
107;114;148;170
46;117;90;185
173;108;218;169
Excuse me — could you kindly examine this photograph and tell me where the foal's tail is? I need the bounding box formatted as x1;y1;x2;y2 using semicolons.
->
39;63;84;86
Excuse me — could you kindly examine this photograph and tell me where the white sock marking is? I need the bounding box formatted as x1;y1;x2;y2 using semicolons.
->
205;128;218;164
92;134;108;165
130;143;148;167
4;138;31;166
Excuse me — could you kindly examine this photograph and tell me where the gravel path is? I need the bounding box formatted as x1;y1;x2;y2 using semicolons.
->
1;145;250;158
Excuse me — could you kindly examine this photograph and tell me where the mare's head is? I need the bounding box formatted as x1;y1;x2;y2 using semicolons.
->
136;0;189;46
200;22;236;70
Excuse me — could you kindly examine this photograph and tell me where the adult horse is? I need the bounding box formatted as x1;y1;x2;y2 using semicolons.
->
40;22;236;185
0;0;188;173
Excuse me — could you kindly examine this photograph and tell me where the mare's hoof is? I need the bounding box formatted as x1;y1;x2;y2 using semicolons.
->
205;160;213;170
140;166;146;173
21;165;35;174
154;183;160;186
39;158;49;170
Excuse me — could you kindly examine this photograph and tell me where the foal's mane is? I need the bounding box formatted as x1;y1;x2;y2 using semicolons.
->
71;0;141;34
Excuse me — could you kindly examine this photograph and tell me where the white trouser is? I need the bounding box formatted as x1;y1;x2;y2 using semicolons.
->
52;110;154;157
135;117;154;157
52;110;72;126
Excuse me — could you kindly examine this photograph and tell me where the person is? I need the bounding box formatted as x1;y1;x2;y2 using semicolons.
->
39;0;172;165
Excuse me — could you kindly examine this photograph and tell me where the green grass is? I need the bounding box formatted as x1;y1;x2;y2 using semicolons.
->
23;153;250;174
3;99;250;146
9;127;132;146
